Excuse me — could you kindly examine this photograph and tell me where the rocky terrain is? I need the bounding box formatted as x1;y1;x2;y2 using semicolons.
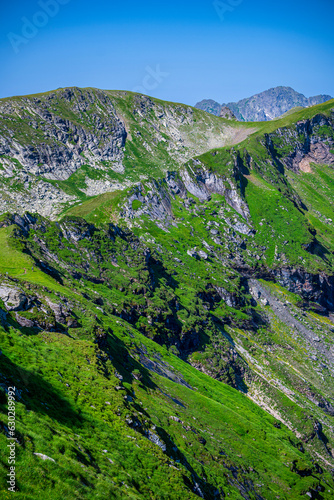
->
1;89;334;499
0;87;252;218
195;86;333;121
219;107;236;120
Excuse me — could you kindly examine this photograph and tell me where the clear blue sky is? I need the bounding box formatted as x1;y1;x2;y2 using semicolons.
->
1;0;333;105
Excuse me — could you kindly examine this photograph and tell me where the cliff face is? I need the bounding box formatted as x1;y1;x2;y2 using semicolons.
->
195;86;333;121
267;113;334;172
0;87;127;179
0;87;253;217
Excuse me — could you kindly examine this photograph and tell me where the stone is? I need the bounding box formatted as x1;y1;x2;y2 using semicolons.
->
146;430;166;452
187;249;199;259
220;106;237;120
34;453;55;463
169;416;182;423
15;313;34;328
0;285;30;311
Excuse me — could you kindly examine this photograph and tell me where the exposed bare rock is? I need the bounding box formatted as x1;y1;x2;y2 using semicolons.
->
33;453;56;463
0;285;30;311
195;86;333;121
15;313;34;328
220;106;237;120
180;163;250;220
0;87;254;218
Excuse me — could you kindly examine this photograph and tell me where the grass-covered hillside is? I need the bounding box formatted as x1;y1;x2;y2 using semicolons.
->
1;90;334;499
0;212;334;499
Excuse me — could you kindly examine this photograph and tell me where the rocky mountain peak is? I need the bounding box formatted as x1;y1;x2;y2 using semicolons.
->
195;86;333;121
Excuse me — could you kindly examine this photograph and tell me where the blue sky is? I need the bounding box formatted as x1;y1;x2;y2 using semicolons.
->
0;0;333;105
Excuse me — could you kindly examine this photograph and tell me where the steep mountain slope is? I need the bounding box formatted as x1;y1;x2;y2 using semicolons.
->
195;86;333;121
0;212;333;499
1;90;334;499
0;87;253;218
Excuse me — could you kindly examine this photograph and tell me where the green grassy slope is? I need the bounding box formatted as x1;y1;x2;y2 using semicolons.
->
0;209;333;498
0;275;331;499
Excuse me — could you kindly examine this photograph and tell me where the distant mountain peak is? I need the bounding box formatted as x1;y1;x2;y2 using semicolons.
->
195;86;333;121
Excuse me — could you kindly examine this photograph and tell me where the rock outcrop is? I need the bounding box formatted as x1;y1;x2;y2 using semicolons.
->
220;106;237;120
0;285;30;311
0;87;255;218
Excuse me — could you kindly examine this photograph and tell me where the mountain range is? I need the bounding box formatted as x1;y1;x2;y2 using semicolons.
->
1;87;334;499
195;86;333;121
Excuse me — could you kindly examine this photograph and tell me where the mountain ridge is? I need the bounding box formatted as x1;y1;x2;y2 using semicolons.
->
195;85;333;121
0;87;255;218
1;87;334;499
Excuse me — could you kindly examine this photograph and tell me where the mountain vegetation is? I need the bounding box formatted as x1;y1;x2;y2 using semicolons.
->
1;87;334;499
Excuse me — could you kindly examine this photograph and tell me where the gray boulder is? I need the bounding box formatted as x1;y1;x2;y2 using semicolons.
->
15;313;34;328
0;285;30;311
